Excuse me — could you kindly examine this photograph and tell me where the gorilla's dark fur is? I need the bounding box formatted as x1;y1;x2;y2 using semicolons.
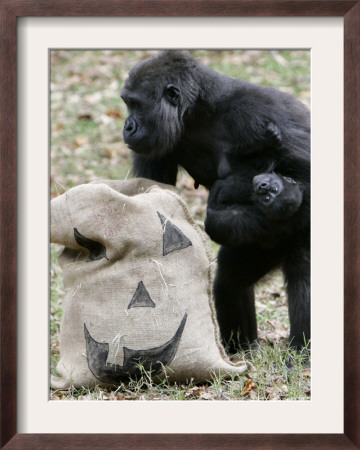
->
121;51;310;352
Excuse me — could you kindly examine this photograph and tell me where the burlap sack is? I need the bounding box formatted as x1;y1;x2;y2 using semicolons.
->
51;178;247;389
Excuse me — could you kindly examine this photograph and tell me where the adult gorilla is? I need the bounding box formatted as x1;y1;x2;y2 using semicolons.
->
121;51;310;352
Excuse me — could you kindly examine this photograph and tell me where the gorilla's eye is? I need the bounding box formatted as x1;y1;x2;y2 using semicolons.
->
263;195;271;203
165;84;180;106
271;186;279;193
121;94;141;110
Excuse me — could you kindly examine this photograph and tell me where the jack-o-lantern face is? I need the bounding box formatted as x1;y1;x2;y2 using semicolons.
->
74;211;192;383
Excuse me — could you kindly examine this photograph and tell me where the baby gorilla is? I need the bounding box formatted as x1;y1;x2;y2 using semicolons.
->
206;172;304;249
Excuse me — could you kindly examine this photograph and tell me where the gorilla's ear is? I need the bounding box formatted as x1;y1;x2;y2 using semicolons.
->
164;84;180;106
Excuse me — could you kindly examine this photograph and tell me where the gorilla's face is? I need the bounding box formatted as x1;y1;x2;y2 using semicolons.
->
121;64;183;158
121;51;201;159
121;80;159;156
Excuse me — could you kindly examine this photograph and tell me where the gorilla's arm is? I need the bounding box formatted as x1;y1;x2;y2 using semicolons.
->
205;206;275;248
132;152;178;185
207;176;253;208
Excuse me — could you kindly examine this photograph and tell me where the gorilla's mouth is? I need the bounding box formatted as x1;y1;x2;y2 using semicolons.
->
123;138;151;155
84;313;187;384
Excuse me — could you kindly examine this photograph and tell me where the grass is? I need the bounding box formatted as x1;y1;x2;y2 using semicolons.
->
50;338;310;401
50;50;311;401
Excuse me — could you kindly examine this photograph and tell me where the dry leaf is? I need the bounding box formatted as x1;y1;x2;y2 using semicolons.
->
266;332;280;342
78;113;93;120
106;109;122;119
185;386;206;398
240;380;255;397
199;392;213;400
74;136;88;147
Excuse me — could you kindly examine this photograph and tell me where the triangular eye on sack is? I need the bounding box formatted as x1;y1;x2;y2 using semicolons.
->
128;281;156;309
157;212;192;256
73;228;108;261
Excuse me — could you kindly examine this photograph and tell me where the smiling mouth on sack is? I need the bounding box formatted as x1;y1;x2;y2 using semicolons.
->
84;313;187;384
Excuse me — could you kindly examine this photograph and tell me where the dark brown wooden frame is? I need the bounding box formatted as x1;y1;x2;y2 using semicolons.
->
1;1;359;448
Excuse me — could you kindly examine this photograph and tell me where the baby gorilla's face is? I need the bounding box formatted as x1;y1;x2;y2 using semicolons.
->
253;173;302;219
253;173;286;205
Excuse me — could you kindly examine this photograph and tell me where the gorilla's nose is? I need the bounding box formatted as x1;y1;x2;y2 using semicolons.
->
124;116;137;137
253;175;270;193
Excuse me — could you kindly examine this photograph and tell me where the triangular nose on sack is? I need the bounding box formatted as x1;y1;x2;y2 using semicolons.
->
157;212;192;255
128;281;156;309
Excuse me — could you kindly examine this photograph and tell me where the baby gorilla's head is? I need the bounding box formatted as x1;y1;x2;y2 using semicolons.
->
253;173;303;219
